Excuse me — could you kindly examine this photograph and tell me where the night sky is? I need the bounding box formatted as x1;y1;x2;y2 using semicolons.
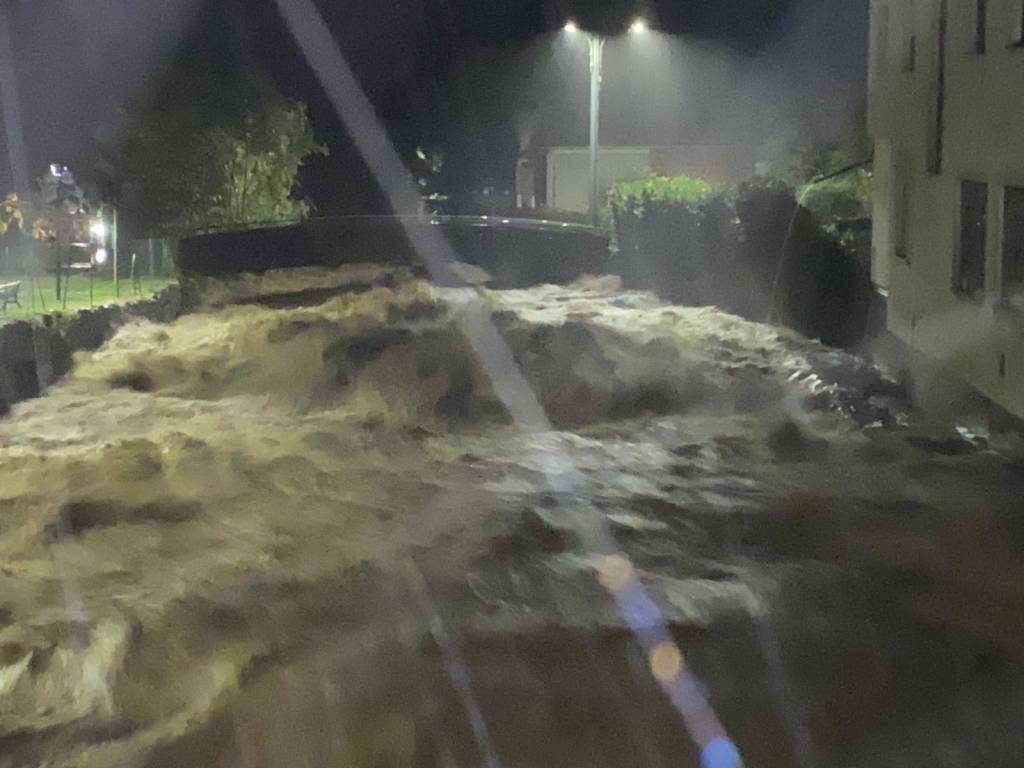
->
0;0;868;214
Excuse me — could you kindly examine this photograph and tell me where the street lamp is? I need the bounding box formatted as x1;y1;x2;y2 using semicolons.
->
564;19;648;227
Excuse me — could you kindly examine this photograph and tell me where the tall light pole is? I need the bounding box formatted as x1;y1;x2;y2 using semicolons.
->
564;19;647;227
0;3;28;194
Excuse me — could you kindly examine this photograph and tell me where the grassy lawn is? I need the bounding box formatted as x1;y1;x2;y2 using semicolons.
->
0;274;175;324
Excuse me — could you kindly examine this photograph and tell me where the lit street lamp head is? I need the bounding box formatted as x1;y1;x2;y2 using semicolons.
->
563;20;578;33
90;219;107;240
629;18;647;34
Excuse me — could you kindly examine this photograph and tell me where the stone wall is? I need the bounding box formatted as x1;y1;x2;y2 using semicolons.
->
0;286;180;416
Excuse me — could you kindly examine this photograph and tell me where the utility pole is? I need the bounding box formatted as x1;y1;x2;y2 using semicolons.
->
0;2;28;194
587;36;604;228
112;205;119;298
564;19;647;227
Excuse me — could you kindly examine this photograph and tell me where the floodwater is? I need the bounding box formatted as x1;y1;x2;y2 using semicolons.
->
2;268;1023;767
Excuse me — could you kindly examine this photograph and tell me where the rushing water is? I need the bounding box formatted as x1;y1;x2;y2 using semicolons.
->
1;269;1023;767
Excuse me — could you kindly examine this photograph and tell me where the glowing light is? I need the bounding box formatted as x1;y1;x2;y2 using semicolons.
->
629;18;648;34
701;738;743;768
90;219;107;240
93;247;108;265
649;641;684;684
596;553;634;593
563;20;578;33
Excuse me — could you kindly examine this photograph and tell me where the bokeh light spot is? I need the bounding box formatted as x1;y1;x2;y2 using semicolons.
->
701;737;743;768
596;552;633;593
649;640;683;683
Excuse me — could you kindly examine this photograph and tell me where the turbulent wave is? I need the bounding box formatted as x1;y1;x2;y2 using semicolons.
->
3;268;1017;768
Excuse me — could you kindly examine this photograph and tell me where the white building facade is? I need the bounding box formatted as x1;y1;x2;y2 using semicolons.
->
869;0;1024;417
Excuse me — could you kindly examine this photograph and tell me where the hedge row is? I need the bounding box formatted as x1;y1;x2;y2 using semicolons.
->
608;175;871;348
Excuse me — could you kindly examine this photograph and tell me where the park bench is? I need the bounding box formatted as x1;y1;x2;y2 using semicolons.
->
0;281;21;312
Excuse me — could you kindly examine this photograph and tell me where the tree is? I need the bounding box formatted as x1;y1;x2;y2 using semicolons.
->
759;102;872;229
1;166;103;297
119;78;326;235
192;99;326;230
2;166;96;262
760;101;872;187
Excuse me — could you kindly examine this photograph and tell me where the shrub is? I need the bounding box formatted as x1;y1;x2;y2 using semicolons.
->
610;173;871;347
607;174;715;215
731;176;870;346
608;175;717;304
800;169;872;230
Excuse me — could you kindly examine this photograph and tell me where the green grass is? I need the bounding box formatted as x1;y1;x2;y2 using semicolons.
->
0;275;175;324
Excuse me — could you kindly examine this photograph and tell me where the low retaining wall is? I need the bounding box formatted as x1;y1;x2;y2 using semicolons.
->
177;216;611;285
0;287;180;416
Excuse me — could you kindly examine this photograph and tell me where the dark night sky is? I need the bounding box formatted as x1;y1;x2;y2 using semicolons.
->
0;0;868;213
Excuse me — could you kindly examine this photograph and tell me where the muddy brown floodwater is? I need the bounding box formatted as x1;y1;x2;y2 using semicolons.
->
1;268;1023;767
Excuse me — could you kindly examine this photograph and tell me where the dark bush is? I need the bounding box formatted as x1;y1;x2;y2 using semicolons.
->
608;175;715;305
609;174;871;347
733;178;870;346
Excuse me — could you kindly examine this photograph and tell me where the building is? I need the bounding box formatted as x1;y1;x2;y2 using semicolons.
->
869;0;1024;417
543;145;758;214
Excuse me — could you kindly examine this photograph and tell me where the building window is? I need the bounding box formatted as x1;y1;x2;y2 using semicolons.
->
975;0;987;53
902;1;916;71
956;181;987;295
1003;187;1024;303
896;182;910;261
927;0;947;175
1012;0;1024;46
905;35;917;71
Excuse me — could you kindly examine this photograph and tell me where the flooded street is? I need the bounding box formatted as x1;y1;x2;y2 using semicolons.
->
2;270;1024;767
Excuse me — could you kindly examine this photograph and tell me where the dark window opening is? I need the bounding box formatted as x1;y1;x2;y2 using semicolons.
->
1012;0;1024;46
906;35;917;71
927;0;947;175
976;0;987;53
896;182;910;261
1003;187;1024;303
956;180;987;295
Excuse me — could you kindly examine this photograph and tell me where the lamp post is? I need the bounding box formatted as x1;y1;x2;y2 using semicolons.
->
564;19;647;227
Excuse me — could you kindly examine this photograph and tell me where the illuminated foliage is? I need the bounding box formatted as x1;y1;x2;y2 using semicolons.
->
120;79;326;235
1;168;96;269
607;174;715;217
